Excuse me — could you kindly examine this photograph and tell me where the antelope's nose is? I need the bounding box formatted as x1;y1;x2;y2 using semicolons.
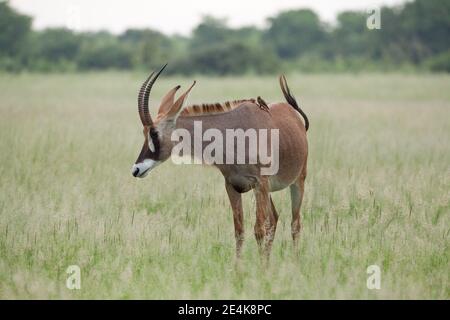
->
132;167;139;177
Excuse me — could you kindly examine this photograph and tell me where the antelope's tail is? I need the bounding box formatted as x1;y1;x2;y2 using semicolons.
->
279;75;309;131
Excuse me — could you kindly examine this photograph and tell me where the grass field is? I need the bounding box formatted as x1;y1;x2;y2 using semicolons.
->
0;72;449;299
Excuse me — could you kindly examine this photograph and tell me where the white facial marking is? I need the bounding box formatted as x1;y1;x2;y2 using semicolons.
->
131;159;160;178
148;138;155;153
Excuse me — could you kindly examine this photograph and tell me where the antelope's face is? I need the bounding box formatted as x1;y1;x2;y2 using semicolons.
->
132;126;161;178
131;64;195;178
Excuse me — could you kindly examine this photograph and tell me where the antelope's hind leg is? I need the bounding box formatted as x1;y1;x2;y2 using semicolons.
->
267;196;279;254
225;182;244;258
290;171;306;250
253;177;278;259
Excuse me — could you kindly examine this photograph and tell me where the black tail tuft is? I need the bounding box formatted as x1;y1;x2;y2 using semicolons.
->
279;75;309;131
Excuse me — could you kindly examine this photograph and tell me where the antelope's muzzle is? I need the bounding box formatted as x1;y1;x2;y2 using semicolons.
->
131;159;160;178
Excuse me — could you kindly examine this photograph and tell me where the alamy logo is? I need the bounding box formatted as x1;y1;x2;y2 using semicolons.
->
366;7;381;30
366;265;381;290
170;121;280;175
66;265;81;290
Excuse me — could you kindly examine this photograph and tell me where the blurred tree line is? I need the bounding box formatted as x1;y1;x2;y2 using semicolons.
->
0;0;449;74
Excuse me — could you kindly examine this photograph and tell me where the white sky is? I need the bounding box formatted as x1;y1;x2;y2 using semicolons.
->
10;0;407;35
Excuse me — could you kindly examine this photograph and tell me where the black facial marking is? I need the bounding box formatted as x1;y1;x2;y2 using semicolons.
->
135;126;162;164
148;127;161;159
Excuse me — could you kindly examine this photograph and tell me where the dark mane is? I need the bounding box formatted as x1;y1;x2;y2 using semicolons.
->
181;99;256;116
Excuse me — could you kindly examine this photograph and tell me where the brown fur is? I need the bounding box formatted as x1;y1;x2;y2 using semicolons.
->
133;73;308;260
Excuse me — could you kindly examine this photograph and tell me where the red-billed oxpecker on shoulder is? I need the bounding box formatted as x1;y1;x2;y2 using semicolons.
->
131;64;309;259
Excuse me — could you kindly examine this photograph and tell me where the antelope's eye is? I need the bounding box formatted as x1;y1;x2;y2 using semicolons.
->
149;128;158;139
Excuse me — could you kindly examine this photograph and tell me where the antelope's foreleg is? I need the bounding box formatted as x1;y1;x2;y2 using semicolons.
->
225;182;244;258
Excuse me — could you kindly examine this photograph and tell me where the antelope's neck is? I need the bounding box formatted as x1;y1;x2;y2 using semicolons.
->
176;114;218;134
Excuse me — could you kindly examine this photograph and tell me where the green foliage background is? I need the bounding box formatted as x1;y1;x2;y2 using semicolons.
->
0;0;449;74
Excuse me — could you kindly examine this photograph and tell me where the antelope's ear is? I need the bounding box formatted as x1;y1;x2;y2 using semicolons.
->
165;81;196;120
157;85;181;117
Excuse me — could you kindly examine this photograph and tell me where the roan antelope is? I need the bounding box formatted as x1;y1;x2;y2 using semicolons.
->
131;64;309;259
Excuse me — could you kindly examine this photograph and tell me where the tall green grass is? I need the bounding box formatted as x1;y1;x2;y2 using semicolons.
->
0;72;449;299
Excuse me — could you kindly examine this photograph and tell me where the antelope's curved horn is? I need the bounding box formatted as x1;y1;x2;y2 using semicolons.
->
137;72;154;126
137;63;168;126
